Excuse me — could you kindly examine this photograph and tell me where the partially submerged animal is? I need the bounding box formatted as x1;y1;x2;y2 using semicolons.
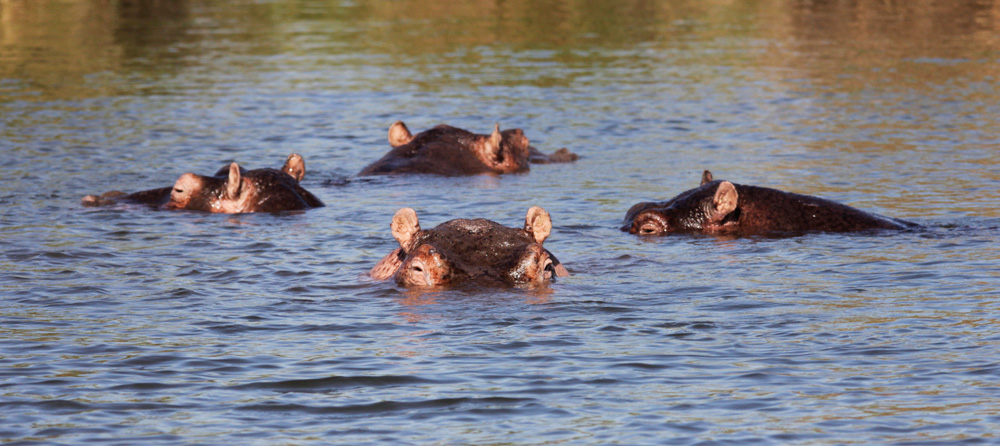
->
82;154;323;213
623;170;916;236
358;121;578;176
371;207;570;288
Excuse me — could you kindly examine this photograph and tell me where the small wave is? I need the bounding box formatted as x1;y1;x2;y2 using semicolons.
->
0;399;90;414
237;396;536;416
231;374;450;392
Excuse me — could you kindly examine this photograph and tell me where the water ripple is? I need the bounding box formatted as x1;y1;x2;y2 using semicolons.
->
2;1;999;445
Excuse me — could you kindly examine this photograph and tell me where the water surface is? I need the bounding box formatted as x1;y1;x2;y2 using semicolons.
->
2;0;999;444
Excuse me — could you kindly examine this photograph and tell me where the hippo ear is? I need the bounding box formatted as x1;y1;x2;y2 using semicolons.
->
711;181;738;220
484;123;503;161
282;153;306;182
391;207;421;249
226;162;242;199
524;206;552;244
388;121;413;147
370;247;404;280
701;170;714;185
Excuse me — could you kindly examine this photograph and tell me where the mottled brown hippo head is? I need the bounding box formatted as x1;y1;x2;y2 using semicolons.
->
82;154;323;212
358;121;577;176
371;207;570;288
166;155;322;213
623;170;916;236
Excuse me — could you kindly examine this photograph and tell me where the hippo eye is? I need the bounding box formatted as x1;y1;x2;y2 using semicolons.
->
412;265;423;273
174;188;184;193
639;223;658;235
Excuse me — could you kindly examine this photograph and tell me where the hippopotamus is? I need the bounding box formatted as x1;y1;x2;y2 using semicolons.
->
358;121;578;176
81;154;324;213
370;206;570;288
623;170;916;236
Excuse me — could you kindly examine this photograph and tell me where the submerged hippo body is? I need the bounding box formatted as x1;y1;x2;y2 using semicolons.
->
82;154;323;213
358;121;577;176
623;171;916;236
371;207;570;288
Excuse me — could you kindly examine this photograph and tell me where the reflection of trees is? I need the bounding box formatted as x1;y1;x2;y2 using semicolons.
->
1;1;120;97
0;0;194;99
774;0;1000;102
739;0;1000;103
115;0;191;54
788;0;999;47
361;0;671;52
2;0;998;99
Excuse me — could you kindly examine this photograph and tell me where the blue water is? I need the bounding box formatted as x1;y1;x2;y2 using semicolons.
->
2;1;1000;444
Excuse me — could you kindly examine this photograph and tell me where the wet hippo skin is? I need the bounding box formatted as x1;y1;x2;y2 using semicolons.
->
358;121;578;176
371;207;570;288
82;153;323;213
623;170;917;236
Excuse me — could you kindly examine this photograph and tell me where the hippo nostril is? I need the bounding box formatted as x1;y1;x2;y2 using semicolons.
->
412;266;423;273
174;188;183;193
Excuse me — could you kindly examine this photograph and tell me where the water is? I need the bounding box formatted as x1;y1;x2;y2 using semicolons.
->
2;0;1000;444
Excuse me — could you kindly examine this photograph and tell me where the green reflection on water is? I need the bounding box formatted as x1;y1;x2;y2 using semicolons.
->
4;0;998;100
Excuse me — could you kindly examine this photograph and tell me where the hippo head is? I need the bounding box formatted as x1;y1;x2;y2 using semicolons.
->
624;169;916;235
165;154;319;213
624;171;738;235
385;121;534;175
82;154;321;211
371;207;570;288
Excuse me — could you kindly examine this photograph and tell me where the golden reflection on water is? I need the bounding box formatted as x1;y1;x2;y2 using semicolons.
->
6;0;1000;95
2;0;998;217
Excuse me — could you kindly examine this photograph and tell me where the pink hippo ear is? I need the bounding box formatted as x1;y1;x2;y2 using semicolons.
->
370;247;404;280
524;206;552;244
711;181;739;221
282;153;306;182
388;121;413;147
225;163;242;199
484;123;503;161
391;207;421;250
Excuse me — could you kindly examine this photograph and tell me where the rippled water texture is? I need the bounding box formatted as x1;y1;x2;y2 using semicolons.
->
2;1;1000;444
